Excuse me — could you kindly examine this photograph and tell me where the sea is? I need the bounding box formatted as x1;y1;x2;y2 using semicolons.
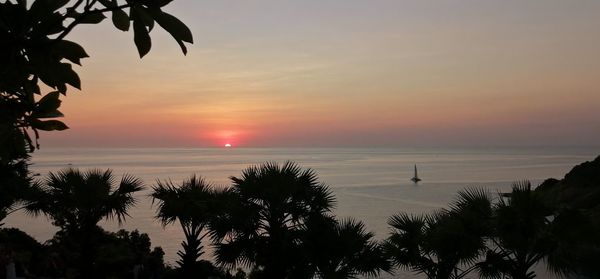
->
4;147;598;278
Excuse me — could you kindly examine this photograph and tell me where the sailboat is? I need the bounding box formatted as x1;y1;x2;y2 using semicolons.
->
411;164;421;183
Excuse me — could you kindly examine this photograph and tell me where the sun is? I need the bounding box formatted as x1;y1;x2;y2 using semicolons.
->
224;143;232;148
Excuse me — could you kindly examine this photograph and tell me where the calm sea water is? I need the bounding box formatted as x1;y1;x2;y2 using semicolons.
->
4;147;598;278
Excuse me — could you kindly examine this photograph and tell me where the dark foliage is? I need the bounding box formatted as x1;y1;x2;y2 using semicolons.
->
210;161;336;279
26;168;144;231
151;175;226;277
303;215;390;279
0;0;192;223
25;168;144;278
385;188;493;279
0;227;44;277
477;181;596;279
0;0;192;150
0;161;39;225
0;227;165;279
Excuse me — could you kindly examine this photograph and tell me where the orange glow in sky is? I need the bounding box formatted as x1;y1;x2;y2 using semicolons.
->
211;130;242;148
40;0;600;147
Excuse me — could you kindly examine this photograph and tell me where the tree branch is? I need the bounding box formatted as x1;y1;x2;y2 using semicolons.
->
56;1;132;41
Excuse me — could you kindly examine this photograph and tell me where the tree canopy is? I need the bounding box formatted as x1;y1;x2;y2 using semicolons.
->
0;0;192;223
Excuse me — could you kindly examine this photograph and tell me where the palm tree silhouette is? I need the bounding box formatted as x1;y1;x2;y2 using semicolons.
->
151;175;221;276
210;161;335;279
26;168;143;278
477;181;594;279
303;215;390;279
385;188;492;279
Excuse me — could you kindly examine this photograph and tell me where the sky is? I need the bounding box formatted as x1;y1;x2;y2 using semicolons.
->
42;0;600;148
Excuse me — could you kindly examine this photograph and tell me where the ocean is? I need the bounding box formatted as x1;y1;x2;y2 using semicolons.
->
4;147;598;278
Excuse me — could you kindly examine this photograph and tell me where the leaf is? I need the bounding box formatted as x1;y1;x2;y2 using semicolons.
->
154;11;193;43
53;40;89;65
31;12;65;36
141;0;173;8
16;0;26;9
65;7;81;19
133;18;151;58
33;109;65;119
79;12;106;24
23;80;40;95
98;0;117;8
55;63;81;90
56;84;67;94
45;13;66;35
175;39;188;55
131;5;155;29
35;62;80;93
36;91;62;113
29;0;70;15
112;9;130;31
31;120;69;131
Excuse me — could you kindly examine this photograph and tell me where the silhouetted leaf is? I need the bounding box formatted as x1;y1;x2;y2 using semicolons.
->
141;0;173;8
23;80;41;95
54;40;89;65
36;62;81;93
56;83;67;93
156;11;193;43
133;19;151;57
175;40;188;55
32;109;64;119
98;0;117;8
154;11;193;54
112;9;130;31
31;12;65;36
31;119;69;131
29;0;69;15
36;91;61;112
55;63;81;90
15;0;26;8
79;12;106;24
65;7;81;19
132;6;154;30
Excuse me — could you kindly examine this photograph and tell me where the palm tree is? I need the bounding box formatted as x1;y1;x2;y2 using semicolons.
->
151;175;222;276
385;188;493;279
477;181;595;279
210;161;335;279
26;168;143;278
303;215;390;279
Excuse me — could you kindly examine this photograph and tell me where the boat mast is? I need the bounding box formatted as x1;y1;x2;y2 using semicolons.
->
414;164;418;179
411;164;421;183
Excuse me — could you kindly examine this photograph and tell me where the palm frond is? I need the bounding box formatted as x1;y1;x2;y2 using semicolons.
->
388;213;426;233
475;250;510;279
450;187;492;213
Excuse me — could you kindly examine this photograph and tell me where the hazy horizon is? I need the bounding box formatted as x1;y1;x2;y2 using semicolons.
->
41;0;600;148
34;144;600;150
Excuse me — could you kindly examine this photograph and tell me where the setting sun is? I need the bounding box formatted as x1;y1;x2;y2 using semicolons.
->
224;143;232;148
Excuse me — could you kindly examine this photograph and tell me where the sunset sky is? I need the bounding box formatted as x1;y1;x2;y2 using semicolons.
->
43;0;600;148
